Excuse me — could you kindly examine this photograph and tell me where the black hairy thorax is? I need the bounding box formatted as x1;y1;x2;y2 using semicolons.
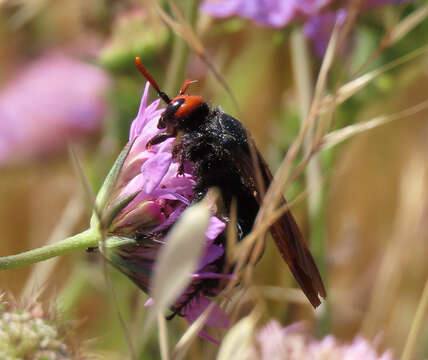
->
175;107;260;237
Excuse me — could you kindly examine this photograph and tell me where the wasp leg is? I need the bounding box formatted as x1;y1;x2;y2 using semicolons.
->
172;142;181;157
146;132;174;148
166;312;177;321
177;152;185;176
172;143;186;176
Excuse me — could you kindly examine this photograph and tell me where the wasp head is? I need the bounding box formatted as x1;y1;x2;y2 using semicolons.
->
159;94;208;130
135;57;209;136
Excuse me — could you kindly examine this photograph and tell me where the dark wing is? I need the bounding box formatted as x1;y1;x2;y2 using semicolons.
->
233;137;327;308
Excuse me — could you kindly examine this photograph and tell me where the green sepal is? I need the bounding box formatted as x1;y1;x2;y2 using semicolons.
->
103;236;137;250
90;138;136;230
101;236;151;294
100;190;140;231
99;235;138;260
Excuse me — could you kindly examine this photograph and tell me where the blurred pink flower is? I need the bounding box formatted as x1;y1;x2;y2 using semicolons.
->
201;0;412;56
0;53;110;165
249;320;395;360
201;0;329;28
106;82;230;343
303;0;412;56
303;9;348;57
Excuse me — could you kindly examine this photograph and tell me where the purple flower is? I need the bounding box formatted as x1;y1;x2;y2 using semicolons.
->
106;82;230;343
302;0;411;56
248;320;395;360
201;0;331;28
0;52;110;165
303;10;348;57
201;0;412;55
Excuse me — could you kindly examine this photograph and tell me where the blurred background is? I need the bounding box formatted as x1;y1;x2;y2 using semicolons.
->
0;0;427;359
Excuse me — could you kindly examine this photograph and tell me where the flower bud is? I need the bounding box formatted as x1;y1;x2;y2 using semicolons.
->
100;9;168;72
96;82;232;342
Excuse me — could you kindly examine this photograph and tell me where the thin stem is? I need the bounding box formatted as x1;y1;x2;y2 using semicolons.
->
158;311;170;360
291;28;329;334
291;30;322;212
164;0;199;95
290;29;326;269
401;279;428;360
0;229;100;271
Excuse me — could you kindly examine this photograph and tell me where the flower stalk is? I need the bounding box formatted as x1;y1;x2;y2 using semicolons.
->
0;128;139;272
0;229;99;271
0;230;140;271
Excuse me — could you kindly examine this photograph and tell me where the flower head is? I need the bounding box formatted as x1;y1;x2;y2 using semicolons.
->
100;8;168;71
201;0;331;28
248;320;395;360
0;293;84;359
104;82;230;342
201;0;412;56
303;9;348;57
0;52;110;165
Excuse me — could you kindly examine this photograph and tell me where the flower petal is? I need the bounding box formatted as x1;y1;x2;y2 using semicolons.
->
197;244;224;270
140;147;172;193
129;82;150;140
206;216;226;241
151;204;186;233
183;296;230;328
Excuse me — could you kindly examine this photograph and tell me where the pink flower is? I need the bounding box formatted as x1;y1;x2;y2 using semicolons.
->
201;0;329;28
0;52;110;165
201;0;412;56
106;82;230;343
249;320;395;360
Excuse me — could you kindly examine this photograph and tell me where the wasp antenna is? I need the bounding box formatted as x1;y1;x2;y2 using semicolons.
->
135;57;171;104
179;79;198;95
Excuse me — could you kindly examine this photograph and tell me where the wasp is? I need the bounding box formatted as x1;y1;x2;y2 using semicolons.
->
135;57;326;308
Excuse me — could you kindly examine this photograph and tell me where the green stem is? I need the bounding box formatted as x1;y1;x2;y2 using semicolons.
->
164;0;199;94
290;28;329;335
0;229;100;271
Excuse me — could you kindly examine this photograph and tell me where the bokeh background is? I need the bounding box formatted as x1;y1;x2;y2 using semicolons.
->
0;0;427;359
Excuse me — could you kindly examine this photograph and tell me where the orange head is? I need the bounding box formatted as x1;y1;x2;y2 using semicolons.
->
135;57;208;130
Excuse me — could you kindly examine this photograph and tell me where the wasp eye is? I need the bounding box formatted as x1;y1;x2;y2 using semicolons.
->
157;117;166;129
164;98;185;119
